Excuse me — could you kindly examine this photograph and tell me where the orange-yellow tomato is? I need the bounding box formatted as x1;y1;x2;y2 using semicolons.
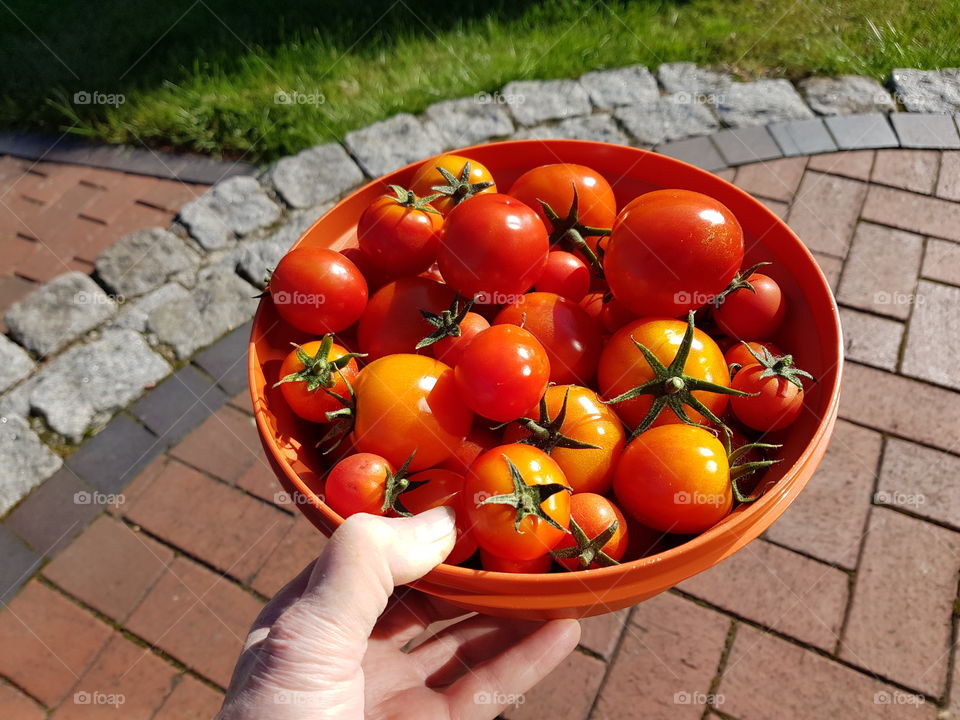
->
409;154;496;215
276;339;359;423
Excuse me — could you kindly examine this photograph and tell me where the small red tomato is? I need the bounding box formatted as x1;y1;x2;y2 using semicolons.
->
480;549;553;573
325;452;394;517
454;324;551;422
397;468;478;565
340;246;392;292
357;277;456;360
494;292;602;386
429;310;490;367
357;185;443;277
724;341;785;372
275;336;361;423
535;251;591;302
270;248;368;334
714;272;786;340
730;364;807;431
438;193;549;300
551;493;629;571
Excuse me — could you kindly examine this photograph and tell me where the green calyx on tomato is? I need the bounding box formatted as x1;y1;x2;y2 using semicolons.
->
728;441;782;503
415;294;474;350
379;451;428;517
710;261;773;307
274;335;366;393
537;184;609;271
430;162;495;207
605;311;752;438
739;342;816;390
478;455;572;532
549;516;620;570
510;387;602;452
383;184;443;213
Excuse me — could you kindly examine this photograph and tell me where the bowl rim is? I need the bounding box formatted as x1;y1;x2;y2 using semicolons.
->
248;138;844;586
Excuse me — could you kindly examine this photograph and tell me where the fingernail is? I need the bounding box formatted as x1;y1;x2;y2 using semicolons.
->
411;506;456;544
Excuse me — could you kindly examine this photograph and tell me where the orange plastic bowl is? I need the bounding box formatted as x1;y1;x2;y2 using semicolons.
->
249;140;842;619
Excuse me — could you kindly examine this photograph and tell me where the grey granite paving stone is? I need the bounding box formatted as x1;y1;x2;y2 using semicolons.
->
424;96;514;148
657;62;732;97
579;65;659;110
890;68;960;113
266;143;365;209
95;227;201;298
711;126;783;165
108;283;190;333
502;79;592;127
512;114;630;145
889;113;960;149
178;175;282;250
0;415;63;517
768;119;838;156
615;96;719;146
0;335;33;394
345;113;446;177
800;75;896;115
714;79;814;128
824;113;899;150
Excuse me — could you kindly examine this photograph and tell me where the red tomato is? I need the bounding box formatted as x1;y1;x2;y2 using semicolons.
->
480;549;552;573
397;468;478;565
724;341;785;372
605;190;744;316
464;444;571;561
357;186;443;277
714;273;786;340
441;425;501;475
438;194;549;300
551;493;629;570
357;277;456;360
340;246;392;292
614;425;733;534
275;337;360;423
535;251;591;301
409;154;496;215
352;354;473;471
494;292;602;386
270;248;368;334
454;324;551;422
579;291;636;333
730;364;806;431
325;453;394;517
429;310;490;367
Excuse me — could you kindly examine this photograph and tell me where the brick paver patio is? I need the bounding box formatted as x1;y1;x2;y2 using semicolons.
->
1;146;959;719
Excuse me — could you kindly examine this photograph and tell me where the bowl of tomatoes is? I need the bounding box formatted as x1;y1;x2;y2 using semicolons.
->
249;139;842;619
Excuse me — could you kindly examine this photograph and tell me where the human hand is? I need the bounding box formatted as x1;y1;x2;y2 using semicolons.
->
217;507;581;719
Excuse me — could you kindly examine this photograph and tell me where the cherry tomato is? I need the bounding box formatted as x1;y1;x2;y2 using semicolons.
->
535;251;591;302
464;444;571;561
598;317;732;430
479;549;552;573
714;273;786;340
409;154;496;215
614;425;733;534
397;468;478;565
551;493;629;571
494;292;602;386
275;337;360;423
357;186;443;277
503;385;625;494
579;291;636;333
724;341;785;372
340;246;392;292
605;190;744;316
325;452;394;517
438;193;549;300
430;311;490;367
270;247;368;334
454;324;550;423
441;425;501;475
357;277;456;360
730;364;805;431
352;354;473;471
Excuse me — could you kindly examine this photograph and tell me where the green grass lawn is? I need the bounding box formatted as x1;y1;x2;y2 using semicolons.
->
1;0;958;162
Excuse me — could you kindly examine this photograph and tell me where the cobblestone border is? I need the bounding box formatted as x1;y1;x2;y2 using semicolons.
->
3;64;960;581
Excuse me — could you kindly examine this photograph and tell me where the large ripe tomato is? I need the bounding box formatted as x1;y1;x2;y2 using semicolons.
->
551;493;629;571
613;425;733;534
324;452;394;517
357;185;443;277
275;336;360;423
438;193;549;300
494;292;602;386
508;163;616;257
597;316;732;430
352;354;473;471
605;190;744;316
714;272;786;340
503;385;624;494
535;250;591;302
357;276;456;360
270;247;368;334
454;324;550;422
409;154;496;215
464;444;571;561
730;363;806;431
396;468;478;565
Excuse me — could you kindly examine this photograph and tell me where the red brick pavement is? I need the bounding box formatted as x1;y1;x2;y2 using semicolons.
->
2;151;959;719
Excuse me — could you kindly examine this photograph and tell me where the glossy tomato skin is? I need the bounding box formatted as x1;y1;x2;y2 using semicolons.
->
724;341;785;372
730;364;804;431
352;354;473;471
431;311;490;367
464;444;571;561
454;325;551;423
340;246;392;292
579;291;637;334
440;425;501;475
715;273;786;340
399;468;478;565
438;194;549;300
480;549;553;573
277;340;359;423
409;154;496;215
357;277;456;361
325;453;394;517
598;317;732;430
494;292;602;386
535;251;591;302
605;190;744;316
552;493;629;571
508;163;616;254
503;385;625;494
270;248;368;334
614;425;733;534
357;193;443;277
